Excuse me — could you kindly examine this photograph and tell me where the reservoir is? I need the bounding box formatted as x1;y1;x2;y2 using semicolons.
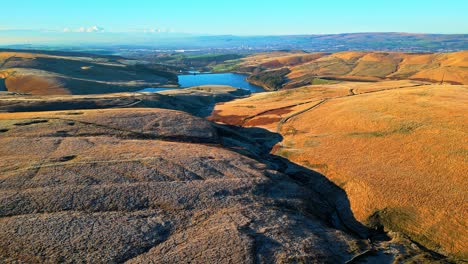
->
140;73;264;93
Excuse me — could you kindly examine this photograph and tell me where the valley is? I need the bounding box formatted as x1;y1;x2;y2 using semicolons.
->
1;0;467;262
0;47;466;263
210;80;468;259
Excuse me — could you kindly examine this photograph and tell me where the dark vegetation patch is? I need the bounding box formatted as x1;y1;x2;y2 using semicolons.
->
348;122;422;138
348;131;386;138
145;53;243;72
285;75;340;88
54;155;77;162
13;119;49;126
391;122;422;134
310;78;340;85
62;112;84;115
210;59;242;72
247;68;291;90
180;54;242;66
54;130;69;137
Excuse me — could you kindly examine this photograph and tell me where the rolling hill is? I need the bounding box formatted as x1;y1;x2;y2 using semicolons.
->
0;50;177;95
2;32;467;52
210;80;468;260
0;47;466;262
0;96;447;263
225;51;468;89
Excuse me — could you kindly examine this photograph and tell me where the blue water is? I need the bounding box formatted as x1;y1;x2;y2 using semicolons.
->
140;73;264;93
139;87;175;92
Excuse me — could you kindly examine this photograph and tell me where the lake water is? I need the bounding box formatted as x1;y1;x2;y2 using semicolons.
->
140;73;264;93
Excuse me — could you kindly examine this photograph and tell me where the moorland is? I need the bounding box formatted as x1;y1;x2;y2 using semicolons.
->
0;47;466;263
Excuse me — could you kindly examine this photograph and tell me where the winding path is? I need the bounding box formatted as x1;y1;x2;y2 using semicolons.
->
276;99;328;133
240;82;428;133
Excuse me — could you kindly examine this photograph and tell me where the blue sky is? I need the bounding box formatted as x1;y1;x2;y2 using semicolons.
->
0;0;467;35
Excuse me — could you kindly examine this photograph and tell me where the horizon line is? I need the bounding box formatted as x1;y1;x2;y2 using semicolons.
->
1;29;467;37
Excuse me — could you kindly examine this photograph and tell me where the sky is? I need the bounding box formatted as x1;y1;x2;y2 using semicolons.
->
0;0;467;35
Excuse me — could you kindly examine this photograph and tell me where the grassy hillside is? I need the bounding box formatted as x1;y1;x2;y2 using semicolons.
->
247;68;291;90
0;51;178;95
210;81;468;260
0;47;466;262
233;51;468;88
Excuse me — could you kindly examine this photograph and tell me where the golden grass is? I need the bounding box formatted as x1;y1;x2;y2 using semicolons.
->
210;82;468;259
0;51;174;95
5;74;70;95
238;51;468;85
331;51;367;61
210;80;424;129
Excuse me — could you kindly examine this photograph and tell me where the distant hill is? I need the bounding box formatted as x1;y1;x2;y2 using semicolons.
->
0;50;178;95
226;51;468;90
1;32;467;53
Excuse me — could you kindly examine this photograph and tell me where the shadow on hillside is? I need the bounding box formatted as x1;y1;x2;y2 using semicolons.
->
0;79;6;92
215;123;376;240
0;88;250;116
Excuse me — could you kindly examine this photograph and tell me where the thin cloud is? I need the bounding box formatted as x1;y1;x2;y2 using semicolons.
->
63;26;104;33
